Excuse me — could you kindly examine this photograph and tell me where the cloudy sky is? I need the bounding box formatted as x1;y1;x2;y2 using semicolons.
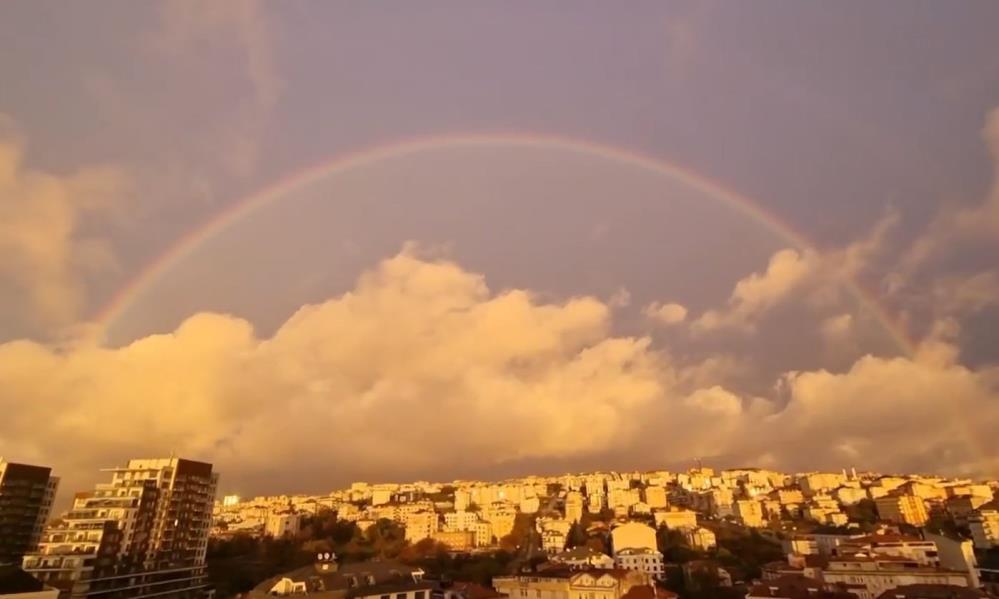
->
2;1;998;501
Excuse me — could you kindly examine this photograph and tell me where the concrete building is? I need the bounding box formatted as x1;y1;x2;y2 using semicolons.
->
249;555;431;599
22;457;217;599
924;533;979;589
433;531;475;552
613;548;664;580
565;493;584;524
875;495;928;527
494;569;651;599
821;556;970;599
453;490;470;512
745;575;856;599
643;487;667;510
443;511;479;533
838;534;940;567
541;530;568;555
474;520;493;548
550;547;615;570
735;499;766;528
265;511;303;538
611;522;657;554
404;511;440;543
653;509;697;531
683;527;716;551
969;509;999;549
0;460;58;567
483;503;516;540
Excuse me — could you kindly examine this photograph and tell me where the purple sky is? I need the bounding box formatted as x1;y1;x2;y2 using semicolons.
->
1;1;998;500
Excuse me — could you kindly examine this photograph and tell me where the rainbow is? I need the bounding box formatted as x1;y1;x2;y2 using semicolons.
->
95;131;918;356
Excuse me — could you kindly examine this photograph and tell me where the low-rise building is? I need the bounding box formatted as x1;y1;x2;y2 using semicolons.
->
822;555;970;599
613;548;664;580
611;522;657;553
746;575;856;599
550;547;615;570
249;555;432;599
266;510;303;538
433;530;475;552
652;509;697;531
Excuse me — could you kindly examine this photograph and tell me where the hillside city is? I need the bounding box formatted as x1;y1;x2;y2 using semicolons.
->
2;458;999;599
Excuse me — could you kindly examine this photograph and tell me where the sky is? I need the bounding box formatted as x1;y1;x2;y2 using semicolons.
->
1;1;998;502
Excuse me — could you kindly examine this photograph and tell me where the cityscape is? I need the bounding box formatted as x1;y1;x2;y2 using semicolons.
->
2;456;999;599
2;3;999;599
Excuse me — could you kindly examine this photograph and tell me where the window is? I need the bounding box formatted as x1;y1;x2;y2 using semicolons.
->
397;593;407;599
416;592;426;599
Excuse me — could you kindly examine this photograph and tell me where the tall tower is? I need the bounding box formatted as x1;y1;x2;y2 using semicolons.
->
23;457;218;599
0;459;59;565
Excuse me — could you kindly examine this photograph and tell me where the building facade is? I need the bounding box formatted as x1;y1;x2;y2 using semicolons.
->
0;461;58;566
22;457;217;599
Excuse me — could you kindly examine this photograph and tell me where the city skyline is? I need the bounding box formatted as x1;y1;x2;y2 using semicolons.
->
1;2;999;504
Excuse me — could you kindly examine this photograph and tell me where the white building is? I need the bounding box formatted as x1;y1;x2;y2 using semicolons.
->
613;547;664;580
265;511;302;538
611;522;657;553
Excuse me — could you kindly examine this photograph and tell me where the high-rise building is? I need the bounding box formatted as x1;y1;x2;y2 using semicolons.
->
22;457;218;599
0;459;58;566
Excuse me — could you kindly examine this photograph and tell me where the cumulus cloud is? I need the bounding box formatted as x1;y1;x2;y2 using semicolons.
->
0;126;128;334
692;248;819;333
644;301;688;325
2;250;996;500
0;251;667;495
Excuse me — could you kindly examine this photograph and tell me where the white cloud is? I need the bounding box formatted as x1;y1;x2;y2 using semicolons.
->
3;250;996;499
644;301;688;325
692;248;819;333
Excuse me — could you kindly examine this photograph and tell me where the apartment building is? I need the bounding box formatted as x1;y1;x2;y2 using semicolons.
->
874;495;928;527
0;460;59;566
837;534;939;567
494;569;650;599
613;548;664;581
735;499;766;528
22;457;217;599
652;509;697;531
821;555;970;599
969;509;999;549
